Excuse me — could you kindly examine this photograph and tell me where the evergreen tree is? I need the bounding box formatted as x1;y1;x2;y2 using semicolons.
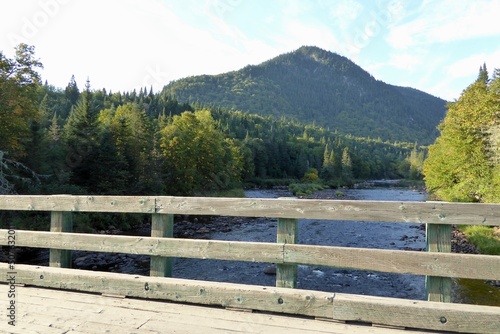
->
477;63;489;84
320;144;335;180
341;147;353;183
63;79;99;188
64;75;80;106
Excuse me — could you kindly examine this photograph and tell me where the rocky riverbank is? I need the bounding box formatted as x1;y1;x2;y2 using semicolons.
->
452;227;480;254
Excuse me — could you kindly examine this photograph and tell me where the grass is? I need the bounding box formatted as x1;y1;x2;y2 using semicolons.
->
459;225;500;255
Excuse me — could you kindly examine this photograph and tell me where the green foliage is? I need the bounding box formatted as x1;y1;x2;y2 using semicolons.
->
301;168;319;183
72;212;145;233
160;110;243;195
0;211;49;231
460;225;500;255
0;44;43;157
341;147;353;184
424;66;500;203
198;188;246;198
406;145;426;180
289;182;326;196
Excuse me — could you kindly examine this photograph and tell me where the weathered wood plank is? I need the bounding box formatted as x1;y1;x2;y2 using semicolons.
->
49;211;72;268
0;195;155;213
2;195;500;225
150;213;174;277
155;196;500;225
426;223;452;302
277;218;298;288
2;264;499;333
284;244;500;281
329;292;500;333
2;229;499;280
0;230;283;263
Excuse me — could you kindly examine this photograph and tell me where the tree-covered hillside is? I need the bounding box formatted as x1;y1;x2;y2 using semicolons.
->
163;46;447;145
1;44;424;200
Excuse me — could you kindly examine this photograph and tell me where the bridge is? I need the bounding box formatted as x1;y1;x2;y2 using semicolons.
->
1;194;499;333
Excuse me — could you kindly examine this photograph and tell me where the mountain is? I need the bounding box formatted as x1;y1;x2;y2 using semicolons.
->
162;46;447;145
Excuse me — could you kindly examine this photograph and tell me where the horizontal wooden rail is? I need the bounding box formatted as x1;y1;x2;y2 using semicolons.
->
1;195;500;225
1;229;499;281
1;264;499;333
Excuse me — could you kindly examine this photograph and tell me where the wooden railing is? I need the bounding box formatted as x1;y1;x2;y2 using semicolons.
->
1;195;500;333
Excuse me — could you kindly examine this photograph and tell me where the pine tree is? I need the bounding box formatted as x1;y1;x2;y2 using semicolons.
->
477;63;489;84
49;113;60;142
64;75;80;106
321;144;335;180
341;147;353;183
63;79;99;187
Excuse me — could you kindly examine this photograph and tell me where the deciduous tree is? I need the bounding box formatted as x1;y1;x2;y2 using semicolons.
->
0;44;42;157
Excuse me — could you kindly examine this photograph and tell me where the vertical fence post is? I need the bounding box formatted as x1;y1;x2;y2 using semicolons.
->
49;211;73;268
276;218;298;288
150;213;174;277
425;223;452;302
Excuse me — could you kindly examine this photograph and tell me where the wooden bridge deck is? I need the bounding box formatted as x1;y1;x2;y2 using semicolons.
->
1;284;432;334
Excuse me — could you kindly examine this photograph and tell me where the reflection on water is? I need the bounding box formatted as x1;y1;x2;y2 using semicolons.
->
453;279;500;306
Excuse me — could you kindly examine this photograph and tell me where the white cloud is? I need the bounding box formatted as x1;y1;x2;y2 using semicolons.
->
388;53;422;71
386;0;500;49
446;48;500;80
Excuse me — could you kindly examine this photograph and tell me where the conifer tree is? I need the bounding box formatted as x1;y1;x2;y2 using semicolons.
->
63;79;99;188
64;75;80;106
341;147;353;183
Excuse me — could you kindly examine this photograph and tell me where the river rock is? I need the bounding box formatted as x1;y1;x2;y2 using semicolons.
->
452;228;480;254
196;226;210;234
263;266;276;275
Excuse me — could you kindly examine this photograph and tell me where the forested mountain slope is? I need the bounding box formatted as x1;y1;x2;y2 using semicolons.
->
162;46;446;145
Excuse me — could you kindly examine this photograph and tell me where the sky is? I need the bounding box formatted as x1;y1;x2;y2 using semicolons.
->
1;0;499;101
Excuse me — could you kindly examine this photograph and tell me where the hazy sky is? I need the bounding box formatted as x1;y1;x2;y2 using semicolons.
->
1;0;499;101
